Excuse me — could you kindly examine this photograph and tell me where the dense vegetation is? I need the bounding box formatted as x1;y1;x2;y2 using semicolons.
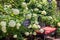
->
0;0;60;40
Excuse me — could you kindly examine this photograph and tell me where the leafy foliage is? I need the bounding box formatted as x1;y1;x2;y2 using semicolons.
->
0;0;58;40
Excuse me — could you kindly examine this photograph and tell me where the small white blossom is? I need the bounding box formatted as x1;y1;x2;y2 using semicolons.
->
41;10;47;15
25;7;28;10
34;8;39;12
12;9;19;15
33;14;37;17
26;14;32;19
39;29;44;33
29;32;32;35
37;25;41;29
25;32;29;36
9;4;12;7
13;34;17;38
53;0;57;5
21;2;27;8
48;16;53;19
0;21;6;27
9;20;16;27
16;23;21;27
33;32;37;35
57;22;60;26
28;25;32;28
37;4;42;8
1;26;7;33
32;24;40;29
32;24;37;28
16;23;21;29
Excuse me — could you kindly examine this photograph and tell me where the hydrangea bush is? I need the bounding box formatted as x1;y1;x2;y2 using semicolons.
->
0;0;58;40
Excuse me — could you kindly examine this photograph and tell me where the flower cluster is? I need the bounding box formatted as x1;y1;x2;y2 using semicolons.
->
0;20;21;33
25;32;37;36
12;9;20;15
0;0;57;40
41;10;47;15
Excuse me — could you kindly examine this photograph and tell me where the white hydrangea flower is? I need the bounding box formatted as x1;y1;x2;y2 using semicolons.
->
41;10;47;15
37;4;42;8
48;16;53;19
53;0;57;5
33;14;37;17
0;21;6;27
9;20;16;27
39;29;44;33
29;32;32;35
28;25;32;28
34;8;39;12
16;23;21;29
1;26;7;33
21;2;27;8
33;32;37;35
12;9;19;15
13;34;17;38
32;24;37;28
57;22;60;26
25;7;28;10
16;23;21;27
32;24;40;29
25;32;29;36
26;14;32;19
37;25;40;28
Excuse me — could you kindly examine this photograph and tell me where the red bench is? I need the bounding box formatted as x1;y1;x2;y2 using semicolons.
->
35;26;57;40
